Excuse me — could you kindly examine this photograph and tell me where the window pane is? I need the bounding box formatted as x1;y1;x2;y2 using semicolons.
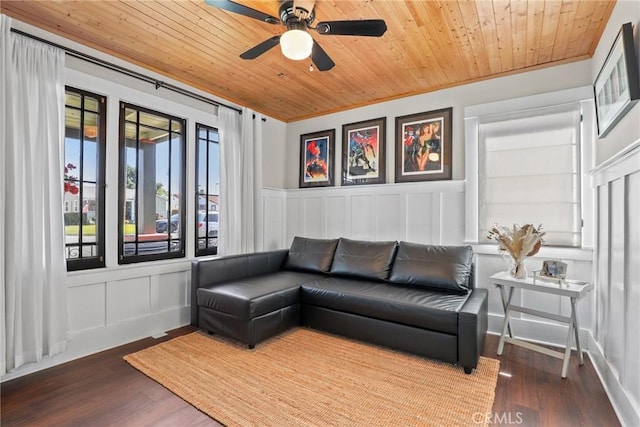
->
195;123;219;256
119;103;185;263
66;92;81;108
140;111;169;130
64;87;106;270
84;96;99;112
83;111;99;182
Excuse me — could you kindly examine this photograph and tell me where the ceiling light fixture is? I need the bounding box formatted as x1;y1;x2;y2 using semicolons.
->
280;28;313;60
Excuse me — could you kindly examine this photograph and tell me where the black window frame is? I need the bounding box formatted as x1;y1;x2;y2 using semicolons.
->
117;102;187;264
64;86;107;271
195;123;220;257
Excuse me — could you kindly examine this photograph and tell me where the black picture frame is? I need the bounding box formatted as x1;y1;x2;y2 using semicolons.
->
594;22;640;138
394;107;452;182
341;117;386;185
299;129;335;188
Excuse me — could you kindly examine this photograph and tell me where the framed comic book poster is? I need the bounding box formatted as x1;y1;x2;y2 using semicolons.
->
395;107;452;182
299;129;335;188
341;117;386;185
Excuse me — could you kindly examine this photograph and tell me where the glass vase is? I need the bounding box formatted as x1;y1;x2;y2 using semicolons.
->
510;259;527;279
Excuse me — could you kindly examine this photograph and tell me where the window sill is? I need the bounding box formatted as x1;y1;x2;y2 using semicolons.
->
467;243;593;262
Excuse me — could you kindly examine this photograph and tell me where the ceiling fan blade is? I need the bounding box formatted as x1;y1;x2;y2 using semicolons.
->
240;36;281;60
315;19;387;37
311;40;335;71
204;0;280;24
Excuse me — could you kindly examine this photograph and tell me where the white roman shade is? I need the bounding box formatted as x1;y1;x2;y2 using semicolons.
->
478;103;582;247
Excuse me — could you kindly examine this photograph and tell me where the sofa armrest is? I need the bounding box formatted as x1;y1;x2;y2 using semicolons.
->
458;288;488;373
190;249;289;325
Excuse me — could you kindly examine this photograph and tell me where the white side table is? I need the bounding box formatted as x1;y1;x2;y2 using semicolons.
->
490;271;593;378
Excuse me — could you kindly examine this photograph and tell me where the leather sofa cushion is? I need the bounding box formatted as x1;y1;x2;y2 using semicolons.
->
283;236;339;273
197;271;319;319
330;238;397;282
389;242;473;294
301;278;469;334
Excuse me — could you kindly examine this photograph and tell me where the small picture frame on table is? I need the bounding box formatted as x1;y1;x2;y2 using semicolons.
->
299;129;335;188
533;260;568;286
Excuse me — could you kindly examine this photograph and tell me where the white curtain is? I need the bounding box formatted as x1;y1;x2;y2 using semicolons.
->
218;106;263;255
1;15;69;375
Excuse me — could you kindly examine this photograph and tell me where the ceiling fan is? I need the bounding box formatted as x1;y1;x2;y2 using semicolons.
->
204;0;387;71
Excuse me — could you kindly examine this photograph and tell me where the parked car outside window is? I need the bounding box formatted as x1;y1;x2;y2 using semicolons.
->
198;211;219;238
156;213;179;234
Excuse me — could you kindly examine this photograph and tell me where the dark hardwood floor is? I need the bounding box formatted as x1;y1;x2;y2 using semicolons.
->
1;327;620;426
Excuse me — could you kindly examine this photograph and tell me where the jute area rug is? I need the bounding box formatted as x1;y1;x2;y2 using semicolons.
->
124;328;500;427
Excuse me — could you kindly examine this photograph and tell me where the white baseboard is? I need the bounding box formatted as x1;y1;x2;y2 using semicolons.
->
1;306;190;383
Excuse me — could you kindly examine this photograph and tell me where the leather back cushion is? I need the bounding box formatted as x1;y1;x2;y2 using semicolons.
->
283;236;339;273
329;238;398;282
389;242;473;294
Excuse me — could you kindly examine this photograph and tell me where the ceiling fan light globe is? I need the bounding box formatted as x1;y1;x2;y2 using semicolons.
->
280;29;313;60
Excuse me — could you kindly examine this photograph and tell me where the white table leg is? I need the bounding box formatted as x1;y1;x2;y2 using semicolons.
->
498;284;514;338
497;286;514;356
571;297;584;365
561;317;574;378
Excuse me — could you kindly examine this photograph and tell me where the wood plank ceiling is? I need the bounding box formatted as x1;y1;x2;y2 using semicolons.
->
1;0;615;122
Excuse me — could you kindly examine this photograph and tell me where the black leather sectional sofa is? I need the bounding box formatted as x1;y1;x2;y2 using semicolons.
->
191;237;488;373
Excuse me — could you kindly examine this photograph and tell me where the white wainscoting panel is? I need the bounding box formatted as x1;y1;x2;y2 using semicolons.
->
326;196;347;239
626;170;640;407
262;188;287;250
285;197;303;245
304;197;326;239
406;193;433;244
350;195;375;240
285;181;465;246
375;194;403;241
440;192;465;245
67;282;106;333
157;271;188;312
607;179;626;379
591;141;640;427
106;277;151;324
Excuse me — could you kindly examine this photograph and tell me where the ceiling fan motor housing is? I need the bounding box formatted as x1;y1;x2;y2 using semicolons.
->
279;1;314;28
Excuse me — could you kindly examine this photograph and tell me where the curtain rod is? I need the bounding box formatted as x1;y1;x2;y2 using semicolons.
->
10;27;244;115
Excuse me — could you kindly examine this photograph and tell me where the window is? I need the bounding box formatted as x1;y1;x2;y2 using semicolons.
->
118;102;186;263
195;123;220;256
63;87;106;271
477;103;582;247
